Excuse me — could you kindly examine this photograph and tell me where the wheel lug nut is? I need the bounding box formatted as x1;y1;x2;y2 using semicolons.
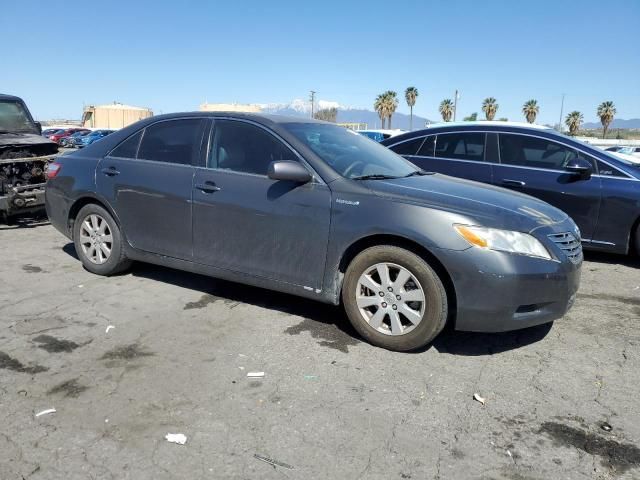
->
381;302;387;308
379;292;384;297
387;287;393;292
396;295;401;301
392;304;397;310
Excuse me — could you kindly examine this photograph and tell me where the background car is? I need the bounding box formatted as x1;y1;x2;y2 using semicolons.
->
382;122;640;255
618;146;640;157
41;128;62;137
46;113;581;352
73;129;115;147
357;129;405;142
49;128;88;144
59;129;91;147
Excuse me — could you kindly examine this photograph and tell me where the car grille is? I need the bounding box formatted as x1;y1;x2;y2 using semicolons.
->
548;232;583;264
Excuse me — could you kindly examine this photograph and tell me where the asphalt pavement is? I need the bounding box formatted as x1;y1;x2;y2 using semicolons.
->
1;217;639;479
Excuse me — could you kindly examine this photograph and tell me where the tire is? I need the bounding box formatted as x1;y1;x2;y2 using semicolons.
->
342;245;448;352
635;227;640;256
73;203;131;276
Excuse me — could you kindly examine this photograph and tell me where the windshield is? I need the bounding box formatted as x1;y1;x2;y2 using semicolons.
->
284;123;417;179
0;100;38;134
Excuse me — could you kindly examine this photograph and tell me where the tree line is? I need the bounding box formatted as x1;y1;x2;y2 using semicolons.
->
373;89;617;139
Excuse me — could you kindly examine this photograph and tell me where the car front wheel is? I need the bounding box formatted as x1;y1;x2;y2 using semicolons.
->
342;246;448;351
73;204;131;276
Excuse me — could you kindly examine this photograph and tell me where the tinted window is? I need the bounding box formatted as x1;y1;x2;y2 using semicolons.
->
499;133;583;170
390;137;425;155
435;133;485;161
109;130;142;158
209;120;295;175
138;119;203;164
597;160;627;177
416;135;436;156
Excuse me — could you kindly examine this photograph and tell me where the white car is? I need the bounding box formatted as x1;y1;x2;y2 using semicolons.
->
356;129;406;142
618;146;640;157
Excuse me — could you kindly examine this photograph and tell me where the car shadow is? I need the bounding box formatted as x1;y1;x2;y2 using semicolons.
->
59;243;554;356
584;251;640;268
0;213;49;230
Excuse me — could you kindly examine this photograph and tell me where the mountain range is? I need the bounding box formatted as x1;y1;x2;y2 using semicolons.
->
260;99;639;130
260;99;431;130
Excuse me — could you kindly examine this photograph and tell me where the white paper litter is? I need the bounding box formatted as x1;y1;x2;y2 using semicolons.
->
473;393;486;405
247;372;265;378
35;408;56;417
165;433;187;445
105;325;115;333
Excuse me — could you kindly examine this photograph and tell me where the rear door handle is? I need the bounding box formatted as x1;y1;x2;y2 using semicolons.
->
101;167;120;176
195;181;221;193
502;179;526;187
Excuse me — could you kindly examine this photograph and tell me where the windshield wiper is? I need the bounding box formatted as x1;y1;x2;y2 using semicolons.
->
351;174;400;180
403;169;432;177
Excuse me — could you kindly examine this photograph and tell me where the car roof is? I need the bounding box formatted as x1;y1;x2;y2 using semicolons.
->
0;94;23;102
137;111;325;126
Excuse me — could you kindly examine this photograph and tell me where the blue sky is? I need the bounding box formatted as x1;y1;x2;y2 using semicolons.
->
3;0;639;124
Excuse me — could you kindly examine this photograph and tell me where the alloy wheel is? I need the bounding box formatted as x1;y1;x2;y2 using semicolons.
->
79;214;113;265
356;262;426;336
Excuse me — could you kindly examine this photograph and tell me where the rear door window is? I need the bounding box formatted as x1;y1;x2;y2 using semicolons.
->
109;131;143;159
434;133;485;161
498;133;589;170
138;119;204;165
389;137;425;156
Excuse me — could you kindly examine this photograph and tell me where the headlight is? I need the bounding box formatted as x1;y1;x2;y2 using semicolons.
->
454;224;552;260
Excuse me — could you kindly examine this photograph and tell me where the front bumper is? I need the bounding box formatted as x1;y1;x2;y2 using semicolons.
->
435;225;581;333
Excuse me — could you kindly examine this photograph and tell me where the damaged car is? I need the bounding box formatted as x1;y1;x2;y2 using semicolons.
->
0;94;58;221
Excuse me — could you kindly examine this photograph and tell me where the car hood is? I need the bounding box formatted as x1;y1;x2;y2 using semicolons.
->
366;173;568;233
0;132;59;156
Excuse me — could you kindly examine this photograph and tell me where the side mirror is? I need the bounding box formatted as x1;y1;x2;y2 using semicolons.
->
34;121;42;135
268;160;312;183
564;157;592;179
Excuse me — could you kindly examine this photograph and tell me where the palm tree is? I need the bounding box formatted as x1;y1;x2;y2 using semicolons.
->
439;99;454;122
482;97;499;120
522;99;539;124
565;111;583;136
405;87;418;130
383;91;399;129
597;101;616;139
374;94;386;129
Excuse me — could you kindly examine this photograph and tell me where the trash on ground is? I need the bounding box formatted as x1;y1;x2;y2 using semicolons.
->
165;433;187;445
247;372;265;378
473;393;486;405
601;422;613;432
78;285;83;288
35;408;56;417
303;375;318;380
105;325;115;333
254;454;294;470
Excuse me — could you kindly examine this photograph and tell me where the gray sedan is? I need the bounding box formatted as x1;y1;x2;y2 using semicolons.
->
45;113;581;351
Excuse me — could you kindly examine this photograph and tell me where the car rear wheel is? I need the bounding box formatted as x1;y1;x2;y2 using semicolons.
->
73;204;131;276
342;245;448;351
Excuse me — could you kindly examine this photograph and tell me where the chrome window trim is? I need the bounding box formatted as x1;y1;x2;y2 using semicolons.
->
395;129;636;180
201;116;326;185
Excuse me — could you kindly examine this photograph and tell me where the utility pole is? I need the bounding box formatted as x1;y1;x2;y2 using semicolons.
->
310;90;316;118
558;93;565;132
453;89;459;121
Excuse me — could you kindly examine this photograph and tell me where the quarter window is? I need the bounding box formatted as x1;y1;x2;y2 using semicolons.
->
498;134;587;170
137;119;203;165
596;160;626;177
416;135;436;157
434;133;485;161
390;137;425;156
109;130;142;159
208;120;295;175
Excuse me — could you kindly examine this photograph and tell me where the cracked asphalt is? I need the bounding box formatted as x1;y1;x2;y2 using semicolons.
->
1;217;639;479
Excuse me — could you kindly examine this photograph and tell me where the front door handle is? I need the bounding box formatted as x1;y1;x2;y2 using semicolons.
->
502;179;526;187
195;181;221;193
101;166;120;176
